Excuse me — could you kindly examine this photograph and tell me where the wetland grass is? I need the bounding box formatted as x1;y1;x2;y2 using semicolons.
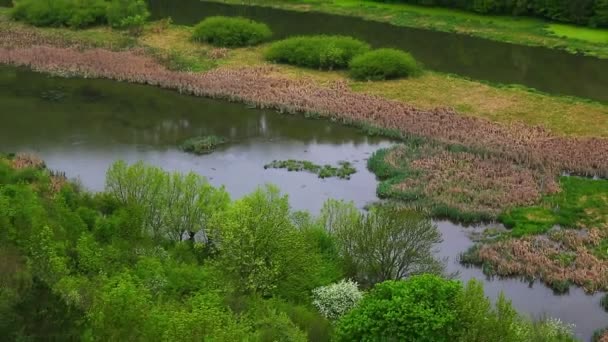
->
264;160;356;179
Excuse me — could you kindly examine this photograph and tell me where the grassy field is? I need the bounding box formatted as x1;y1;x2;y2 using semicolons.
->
204;0;608;59
500;177;608;237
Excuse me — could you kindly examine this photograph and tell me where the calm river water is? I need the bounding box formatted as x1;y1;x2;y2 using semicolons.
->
1;66;606;340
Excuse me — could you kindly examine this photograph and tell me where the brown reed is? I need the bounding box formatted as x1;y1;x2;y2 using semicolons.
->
474;228;608;293
0;43;607;178
385;144;558;217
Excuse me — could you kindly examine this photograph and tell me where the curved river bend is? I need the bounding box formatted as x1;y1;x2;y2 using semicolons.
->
0;66;606;340
146;0;608;103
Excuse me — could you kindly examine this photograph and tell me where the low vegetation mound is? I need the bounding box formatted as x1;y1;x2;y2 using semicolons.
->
192;16;272;47
264;35;371;70
349;48;421;81
264;159;356;179
180;135;227;155
368;143;558;222
11;0;149;30
461;227;608;293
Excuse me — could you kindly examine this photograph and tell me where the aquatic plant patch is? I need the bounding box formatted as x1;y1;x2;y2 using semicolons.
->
180;135;227;155
1;43;608;179
264;160;356;179
461;228;608;293
500;177;608;237
368;143;558;222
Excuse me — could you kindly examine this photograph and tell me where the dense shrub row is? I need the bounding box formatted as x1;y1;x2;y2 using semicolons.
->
11;0;149;29
265;36;421;80
192;16;272;47
264;35;371;70
373;0;608;27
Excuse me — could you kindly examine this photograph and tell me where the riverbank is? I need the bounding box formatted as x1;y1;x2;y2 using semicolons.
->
202;0;608;59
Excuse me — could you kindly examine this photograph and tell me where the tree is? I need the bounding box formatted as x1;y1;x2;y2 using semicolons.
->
105;161;230;242
211;185;318;298
334;275;462;342
321;202;444;286
88;273;152;341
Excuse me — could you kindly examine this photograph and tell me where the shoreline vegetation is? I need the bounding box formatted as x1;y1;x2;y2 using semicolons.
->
201;0;608;59
0;154;582;341
1;4;608;301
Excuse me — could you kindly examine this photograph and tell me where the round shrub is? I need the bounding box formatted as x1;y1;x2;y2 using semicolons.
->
192;16;272;47
264;35;371;70
11;0;107;28
106;0;150;31
349;48;420;81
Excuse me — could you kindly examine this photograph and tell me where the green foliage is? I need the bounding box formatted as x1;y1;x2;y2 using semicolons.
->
500;176;608;236
319;200;444;286
211;185;321;299
372;0;608;28
334;275;462;341
192;16;272;47
11;0;107;28
180;135;228;155
105;0;149;31
264;159;357;179
601;293;608;312
265;35;371;70
349;48;421;81
106;160;230;241
335;276;577;342
0;156;579;341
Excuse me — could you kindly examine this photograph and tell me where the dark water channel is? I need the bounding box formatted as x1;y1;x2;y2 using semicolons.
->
146;0;608;103
0;66;607;340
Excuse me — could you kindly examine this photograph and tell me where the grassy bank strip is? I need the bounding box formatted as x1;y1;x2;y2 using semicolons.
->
203;0;608;59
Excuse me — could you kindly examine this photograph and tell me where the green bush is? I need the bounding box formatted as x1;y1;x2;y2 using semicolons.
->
265;35;371;70
11;0;107;28
349;48;421;81
192;16;272;47
602;293;608;312
106;0;149;31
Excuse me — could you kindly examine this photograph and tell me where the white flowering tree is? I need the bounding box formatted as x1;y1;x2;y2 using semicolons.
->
312;279;363;320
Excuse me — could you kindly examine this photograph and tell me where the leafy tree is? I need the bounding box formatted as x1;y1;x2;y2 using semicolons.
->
211;185;318;299
334;275;462;342
106;161;229;242
322;202;444;286
88;273;152;341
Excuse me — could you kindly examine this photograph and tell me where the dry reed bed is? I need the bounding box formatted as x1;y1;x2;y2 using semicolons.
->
1;45;608;177
474;229;608;293
385;145;558;216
